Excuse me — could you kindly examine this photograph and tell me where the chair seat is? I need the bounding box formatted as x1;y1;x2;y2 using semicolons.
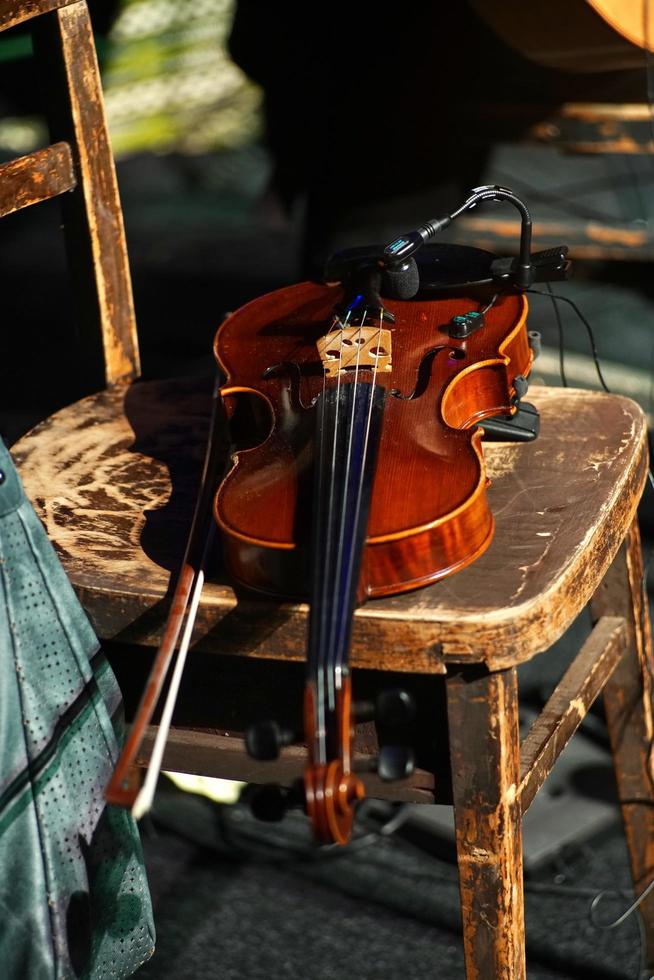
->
12;378;647;674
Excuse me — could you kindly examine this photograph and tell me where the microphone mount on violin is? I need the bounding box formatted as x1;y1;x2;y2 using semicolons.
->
324;183;571;300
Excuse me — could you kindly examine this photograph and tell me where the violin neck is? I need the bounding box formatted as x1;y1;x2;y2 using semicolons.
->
307;379;386;761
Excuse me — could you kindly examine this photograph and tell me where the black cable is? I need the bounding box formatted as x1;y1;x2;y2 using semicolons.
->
544;282;568;387
479;292;499;316
527;288;610;392
591;877;654;931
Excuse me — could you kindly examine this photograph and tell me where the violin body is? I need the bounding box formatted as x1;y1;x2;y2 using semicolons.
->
214;282;531;600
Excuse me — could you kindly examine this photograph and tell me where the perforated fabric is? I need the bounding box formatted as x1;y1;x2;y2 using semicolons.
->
0;441;155;979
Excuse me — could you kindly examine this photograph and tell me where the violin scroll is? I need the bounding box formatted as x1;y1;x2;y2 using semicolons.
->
243;681;417;840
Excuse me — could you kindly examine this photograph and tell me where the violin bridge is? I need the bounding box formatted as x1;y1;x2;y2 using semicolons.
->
317;326;393;378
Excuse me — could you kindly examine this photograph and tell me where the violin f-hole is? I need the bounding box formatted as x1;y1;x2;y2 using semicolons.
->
221;386;274;452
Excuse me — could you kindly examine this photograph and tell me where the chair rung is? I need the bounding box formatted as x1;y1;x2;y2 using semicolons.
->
0;142;75;217
0;0;79;33
518;615;627;813
134;725;437;805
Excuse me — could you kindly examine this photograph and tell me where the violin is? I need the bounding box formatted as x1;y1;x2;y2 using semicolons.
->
215;271;532;843
106;185;556;839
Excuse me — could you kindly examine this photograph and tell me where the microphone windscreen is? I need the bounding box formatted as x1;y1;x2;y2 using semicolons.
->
382;259;420;299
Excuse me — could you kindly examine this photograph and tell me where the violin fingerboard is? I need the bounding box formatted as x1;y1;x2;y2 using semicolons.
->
307;381;386;761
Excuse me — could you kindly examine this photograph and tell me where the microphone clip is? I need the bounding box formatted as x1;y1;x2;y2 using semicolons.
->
490;246;571;287
380;183;537;292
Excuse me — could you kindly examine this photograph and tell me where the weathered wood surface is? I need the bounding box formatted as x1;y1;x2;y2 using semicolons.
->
519;615;626;813
0;143;75;216
590;522;654;969
13;380;647;672
429;99;654;259
468;102;654;155
447;667;525;979
456;215;654;263
135;726;436;805
526;102;654;155
32;1;140;390
0;0;76;31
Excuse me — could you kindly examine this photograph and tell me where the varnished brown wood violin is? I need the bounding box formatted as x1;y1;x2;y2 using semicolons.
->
106;186;568;843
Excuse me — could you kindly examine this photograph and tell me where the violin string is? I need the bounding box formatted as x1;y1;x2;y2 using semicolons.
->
334;311;384;679
329;310;367;692
315;307;351;764
324;306;368;720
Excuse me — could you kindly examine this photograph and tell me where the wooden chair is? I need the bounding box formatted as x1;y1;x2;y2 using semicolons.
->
6;3;654;977
0;0;140;399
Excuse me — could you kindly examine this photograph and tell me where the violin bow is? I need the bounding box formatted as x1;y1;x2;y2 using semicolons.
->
105;372;225;816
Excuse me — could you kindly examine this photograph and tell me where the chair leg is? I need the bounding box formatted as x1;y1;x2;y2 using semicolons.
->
446;665;526;980
590;518;654;970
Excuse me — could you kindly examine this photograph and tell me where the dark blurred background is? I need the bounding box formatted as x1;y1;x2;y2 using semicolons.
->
2;3;654;977
2;1;654;443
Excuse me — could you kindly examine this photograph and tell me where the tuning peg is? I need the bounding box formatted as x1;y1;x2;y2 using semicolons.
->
353;688;416;728
354;745;415;781
240;779;306;822
377;745;415;782
375;689;416;729
245;720;298;760
352;699;376;723
240;783;288;822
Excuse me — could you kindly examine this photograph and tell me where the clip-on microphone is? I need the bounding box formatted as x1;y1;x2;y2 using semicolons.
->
324;184;571;300
323;184;567;443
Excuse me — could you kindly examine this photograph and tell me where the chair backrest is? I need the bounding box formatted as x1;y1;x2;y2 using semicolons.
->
0;0;139;393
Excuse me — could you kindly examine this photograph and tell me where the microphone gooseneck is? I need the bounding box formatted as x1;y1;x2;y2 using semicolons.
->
382;184;534;291
456;186;533;290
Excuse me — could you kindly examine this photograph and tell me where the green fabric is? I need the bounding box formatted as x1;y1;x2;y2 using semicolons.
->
0;442;155;979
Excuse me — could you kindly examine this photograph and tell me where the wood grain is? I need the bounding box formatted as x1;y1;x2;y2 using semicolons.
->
0;142;75;216
13;381;648;672
590;522;654;970
457;215;654;263
135;726;436;805
527;102;654;155
447;666;525;979
32;2;140;390
0;0;76;31
472;102;654;155
519;615;626;813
